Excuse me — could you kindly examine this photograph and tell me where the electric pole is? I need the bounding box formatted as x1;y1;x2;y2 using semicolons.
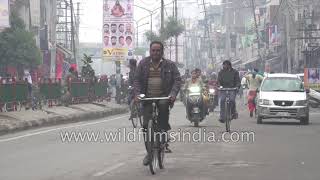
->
225;0;231;59
175;0;178;63
202;0;214;67
285;1;292;73
70;0;77;64
161;0;164;32
251;0;263;70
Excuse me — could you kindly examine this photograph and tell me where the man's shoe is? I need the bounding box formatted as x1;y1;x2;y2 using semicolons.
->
165;143;172;153
143;155;150;166
233;112;239;119
218;118;225;123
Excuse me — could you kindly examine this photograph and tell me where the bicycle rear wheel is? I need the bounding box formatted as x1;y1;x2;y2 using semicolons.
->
131;105;139;128
225;102;231;132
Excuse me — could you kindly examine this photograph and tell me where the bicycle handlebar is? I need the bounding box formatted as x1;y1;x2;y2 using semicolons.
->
218;87;238;91
138;96;170;101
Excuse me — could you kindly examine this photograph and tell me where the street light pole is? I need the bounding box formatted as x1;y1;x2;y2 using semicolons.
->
134;22;149;48
133;5;153;32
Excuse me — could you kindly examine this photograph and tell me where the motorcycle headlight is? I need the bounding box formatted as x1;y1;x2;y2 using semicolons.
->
296;100;307;106
259;99;271;105
209;89;215;94
189;86;201;93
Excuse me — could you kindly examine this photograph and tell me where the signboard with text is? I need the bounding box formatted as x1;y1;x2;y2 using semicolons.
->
0;0;10;30
102;0;134;61
304;68;320;91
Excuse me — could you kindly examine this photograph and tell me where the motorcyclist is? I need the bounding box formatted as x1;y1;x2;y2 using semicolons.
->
184;70;207;119
181;69;191;83
244;68;264;117
207;72;219;109
180;69;190;104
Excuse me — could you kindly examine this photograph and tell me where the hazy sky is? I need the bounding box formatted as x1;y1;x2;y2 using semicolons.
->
77;0;221;43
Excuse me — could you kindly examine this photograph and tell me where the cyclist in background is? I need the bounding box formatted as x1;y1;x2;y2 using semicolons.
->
217;60;241;123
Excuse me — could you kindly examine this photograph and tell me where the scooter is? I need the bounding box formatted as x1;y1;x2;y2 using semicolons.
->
185;86;205;127
208;85;218;112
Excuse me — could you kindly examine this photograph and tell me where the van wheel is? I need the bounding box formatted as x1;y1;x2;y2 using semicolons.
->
257;116;263;124
310;103;319;108
300;116;309;125
194;122;199;127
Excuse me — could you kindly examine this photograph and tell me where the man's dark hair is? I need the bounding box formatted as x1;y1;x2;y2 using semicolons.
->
126;36;132;41
223;60;232;67
150;41;164;51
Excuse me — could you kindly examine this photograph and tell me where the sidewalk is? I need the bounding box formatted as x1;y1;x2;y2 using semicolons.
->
0;101;129;135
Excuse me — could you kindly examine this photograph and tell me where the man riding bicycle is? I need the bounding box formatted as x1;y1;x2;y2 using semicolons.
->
134;41;181;166
217;60;241;123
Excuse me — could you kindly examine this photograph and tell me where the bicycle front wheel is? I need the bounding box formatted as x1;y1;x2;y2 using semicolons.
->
158;135;166;169
131;105;139;128
146;120;158;174
225;102;231;132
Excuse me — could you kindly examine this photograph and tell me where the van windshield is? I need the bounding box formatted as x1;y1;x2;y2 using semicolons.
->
261;77;305;92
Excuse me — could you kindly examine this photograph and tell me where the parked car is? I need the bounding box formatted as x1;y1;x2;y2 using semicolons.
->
257;73;309;125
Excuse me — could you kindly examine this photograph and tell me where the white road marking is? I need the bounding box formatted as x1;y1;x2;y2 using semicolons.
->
93;162;125;177
0;115;129;143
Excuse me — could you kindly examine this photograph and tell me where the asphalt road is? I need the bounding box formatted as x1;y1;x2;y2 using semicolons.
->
1;100;320;180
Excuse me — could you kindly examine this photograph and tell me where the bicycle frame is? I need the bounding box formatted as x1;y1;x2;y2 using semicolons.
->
138;96;170;175
219;88;237;132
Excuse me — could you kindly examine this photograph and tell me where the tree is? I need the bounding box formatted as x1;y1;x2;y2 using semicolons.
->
163;16;185;38
144;16;185;43
81;54;95;79
0;5;41;76
144;31;161;42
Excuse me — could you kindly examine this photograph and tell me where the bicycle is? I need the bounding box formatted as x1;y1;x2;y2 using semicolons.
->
128;86;143;128
219;87;238;132
138;95;170;175
130;101;143;128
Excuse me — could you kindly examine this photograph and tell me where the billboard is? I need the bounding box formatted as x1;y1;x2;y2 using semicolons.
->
103;0;134;61
304;68;320;91
0;0;9;29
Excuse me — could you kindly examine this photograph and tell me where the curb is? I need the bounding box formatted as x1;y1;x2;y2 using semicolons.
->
0;107;129;136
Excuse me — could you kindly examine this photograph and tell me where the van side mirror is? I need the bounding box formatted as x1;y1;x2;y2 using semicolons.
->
306;89;310;94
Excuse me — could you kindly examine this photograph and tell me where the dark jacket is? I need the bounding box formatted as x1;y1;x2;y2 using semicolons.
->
134;57;181;98
218;68;241;88
128;68;136;87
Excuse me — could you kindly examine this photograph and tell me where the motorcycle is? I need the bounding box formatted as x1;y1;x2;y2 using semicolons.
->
180;83;186;105
185;85;206;127
208;83;219;112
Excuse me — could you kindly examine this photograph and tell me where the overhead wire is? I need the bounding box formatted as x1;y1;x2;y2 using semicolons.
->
270;0;284;25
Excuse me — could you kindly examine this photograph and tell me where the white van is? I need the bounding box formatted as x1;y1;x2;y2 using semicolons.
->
257;73;309;125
